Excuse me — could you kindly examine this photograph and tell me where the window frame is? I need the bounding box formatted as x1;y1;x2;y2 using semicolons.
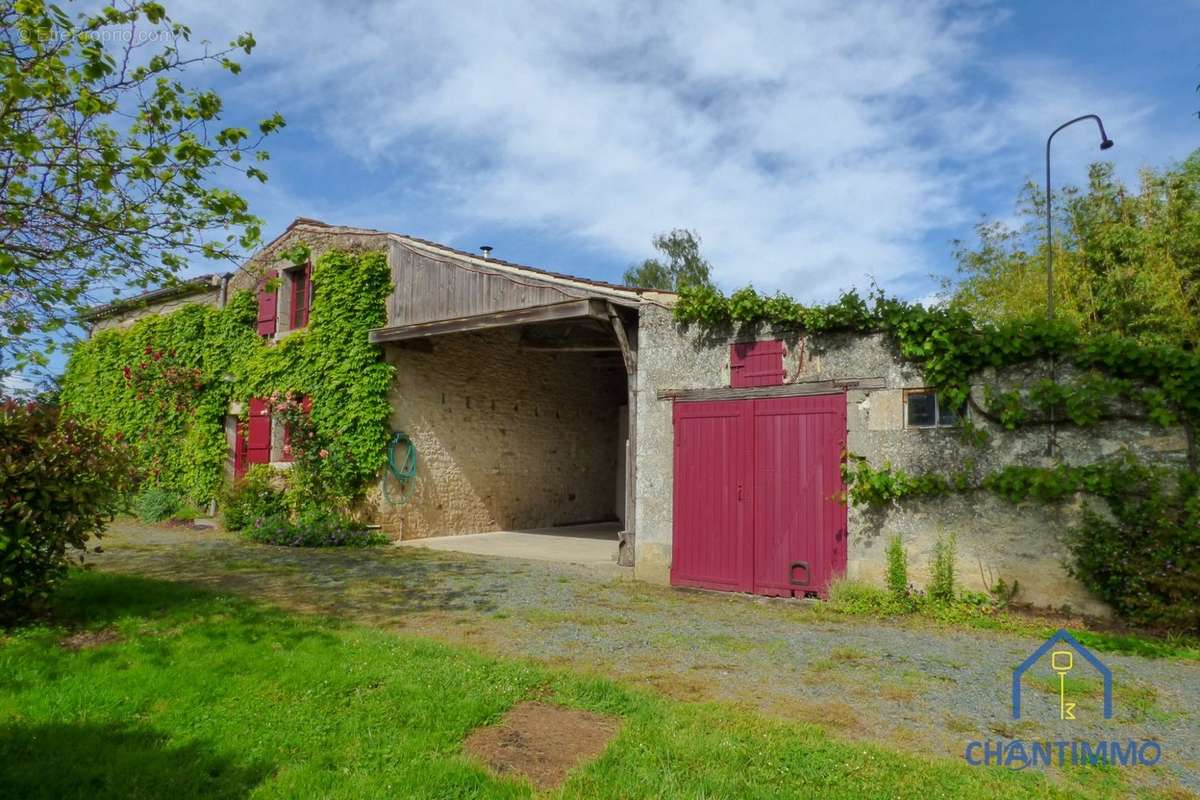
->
903;388;964;429
287;261;312;331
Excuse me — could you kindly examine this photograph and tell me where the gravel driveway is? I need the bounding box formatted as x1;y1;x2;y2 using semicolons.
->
89;521;1200;795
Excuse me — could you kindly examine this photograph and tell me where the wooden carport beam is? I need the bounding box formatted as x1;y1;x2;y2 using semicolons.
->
657;376;886;402
368;298;611;343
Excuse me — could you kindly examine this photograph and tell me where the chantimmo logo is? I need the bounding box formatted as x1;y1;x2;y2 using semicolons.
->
1012;628;1112;720
962;629;1164;771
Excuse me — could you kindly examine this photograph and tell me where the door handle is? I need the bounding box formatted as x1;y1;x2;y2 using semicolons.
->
737;482;743;501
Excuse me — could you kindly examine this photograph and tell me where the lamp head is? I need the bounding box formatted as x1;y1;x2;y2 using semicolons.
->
1100;138;1114;150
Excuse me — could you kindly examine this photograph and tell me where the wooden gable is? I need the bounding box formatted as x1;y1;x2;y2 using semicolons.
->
387;239;583;329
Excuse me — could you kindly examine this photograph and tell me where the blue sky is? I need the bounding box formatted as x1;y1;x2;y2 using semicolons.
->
45;0;1200;383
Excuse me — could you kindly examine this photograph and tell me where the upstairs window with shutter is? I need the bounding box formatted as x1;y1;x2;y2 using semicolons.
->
256;270;278;337
289;261;312;330
730;340;785;388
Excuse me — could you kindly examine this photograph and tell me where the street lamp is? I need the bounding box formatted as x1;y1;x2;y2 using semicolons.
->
1045;115;1113;319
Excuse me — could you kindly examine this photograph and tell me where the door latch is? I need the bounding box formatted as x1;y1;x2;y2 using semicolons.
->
789;561;811;586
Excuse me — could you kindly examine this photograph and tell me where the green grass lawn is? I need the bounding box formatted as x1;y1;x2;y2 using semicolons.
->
0;571;1160;799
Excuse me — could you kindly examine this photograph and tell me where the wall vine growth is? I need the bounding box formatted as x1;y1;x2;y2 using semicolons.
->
61;248;393;509
673;283;1200;445
676;283;1199;629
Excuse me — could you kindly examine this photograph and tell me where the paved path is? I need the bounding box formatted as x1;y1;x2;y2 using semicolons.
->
397;522;625;575
90;521;1200;795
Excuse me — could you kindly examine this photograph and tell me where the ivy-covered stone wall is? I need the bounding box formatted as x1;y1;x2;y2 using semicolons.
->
61;234;394;511
634;302;1190;616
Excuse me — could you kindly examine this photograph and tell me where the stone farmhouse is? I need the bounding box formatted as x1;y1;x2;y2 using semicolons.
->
82;218;1191;615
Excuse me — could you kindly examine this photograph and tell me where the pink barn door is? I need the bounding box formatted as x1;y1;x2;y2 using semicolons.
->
671;393;846;597
750;394;846;596
671;400;753;592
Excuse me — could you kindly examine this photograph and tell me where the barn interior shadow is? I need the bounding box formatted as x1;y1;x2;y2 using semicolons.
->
0;721;272;800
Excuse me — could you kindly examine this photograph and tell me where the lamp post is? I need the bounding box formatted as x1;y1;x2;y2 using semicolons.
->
1044;115;1113;319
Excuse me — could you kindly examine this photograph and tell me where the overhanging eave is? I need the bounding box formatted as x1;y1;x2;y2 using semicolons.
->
367;298;612;344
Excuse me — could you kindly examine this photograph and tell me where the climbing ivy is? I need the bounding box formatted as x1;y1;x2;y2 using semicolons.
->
60;249;393;508
234;248;394;506
674;284;1200;443
841;454;1173;509
678;283;1200;628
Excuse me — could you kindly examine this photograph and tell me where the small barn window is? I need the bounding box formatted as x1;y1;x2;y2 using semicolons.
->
730;340;785;388
904;389;963;429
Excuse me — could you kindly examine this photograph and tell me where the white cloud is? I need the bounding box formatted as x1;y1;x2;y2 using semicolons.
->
171;0;1163;301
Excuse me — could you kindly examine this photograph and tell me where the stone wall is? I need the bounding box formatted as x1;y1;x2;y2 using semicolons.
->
377;327;627;539
633;303;1189;614
90;286;222;333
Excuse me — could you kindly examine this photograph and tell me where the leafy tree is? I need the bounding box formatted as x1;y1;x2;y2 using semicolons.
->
947;155;1200;348
622;228;714;291
0;0;284;372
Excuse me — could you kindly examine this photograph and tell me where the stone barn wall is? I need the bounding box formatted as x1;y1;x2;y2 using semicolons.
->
89;284;222;334
634;303;1189;615
377;328;626;539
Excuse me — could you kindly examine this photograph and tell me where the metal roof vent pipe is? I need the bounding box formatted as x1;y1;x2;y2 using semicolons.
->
479;245;493;260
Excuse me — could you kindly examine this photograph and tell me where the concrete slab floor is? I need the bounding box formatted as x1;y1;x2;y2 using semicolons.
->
396;522;627;574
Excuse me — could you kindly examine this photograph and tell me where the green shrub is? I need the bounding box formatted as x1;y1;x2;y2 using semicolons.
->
928;532;957;605
131;487;182;522
827;579;902;615
885;535;909;602
170;500;201;523
220;465;287;531
1069;473;1200;631
242;508;386;548
0;401;136;620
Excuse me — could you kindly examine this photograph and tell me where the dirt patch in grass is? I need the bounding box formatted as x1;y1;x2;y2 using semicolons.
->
59;628;122;651
464;701;620;790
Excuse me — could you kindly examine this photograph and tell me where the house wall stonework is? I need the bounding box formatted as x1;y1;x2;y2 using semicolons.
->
376;327;626;539
90;286;222;333
634;303;1189;614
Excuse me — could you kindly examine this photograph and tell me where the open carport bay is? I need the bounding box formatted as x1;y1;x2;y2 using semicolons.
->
396;522;625;575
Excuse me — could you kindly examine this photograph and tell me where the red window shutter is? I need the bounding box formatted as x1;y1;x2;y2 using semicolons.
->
281;395;311;462
247;397;272;464
730;340;785;388
290;262;311;329
256;270;278;336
